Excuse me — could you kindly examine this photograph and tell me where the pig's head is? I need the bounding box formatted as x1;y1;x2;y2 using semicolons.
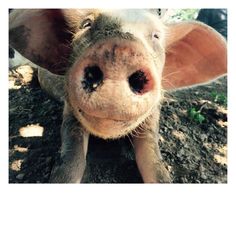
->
66;10;167;138
9;9;227;139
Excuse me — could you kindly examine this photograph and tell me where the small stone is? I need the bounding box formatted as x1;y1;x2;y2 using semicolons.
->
15;65;34;84
16;173;25;180
177;148;185;158
180;127;188;133
44;173;50;179
200;134;208;142
201;174;207;180
180;176;187;183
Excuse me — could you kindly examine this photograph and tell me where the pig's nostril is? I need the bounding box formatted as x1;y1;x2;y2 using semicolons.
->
128;70;149;94
82;66;104;92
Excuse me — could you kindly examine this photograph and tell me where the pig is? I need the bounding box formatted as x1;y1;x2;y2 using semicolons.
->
9;9;227;183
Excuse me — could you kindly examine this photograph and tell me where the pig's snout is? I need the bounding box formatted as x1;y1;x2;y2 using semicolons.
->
82;65;152;95
80;38;155;95
68;39;161;138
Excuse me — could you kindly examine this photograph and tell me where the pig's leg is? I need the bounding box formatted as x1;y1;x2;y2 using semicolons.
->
133;135;171;183
49;103;89;183
38;67;65;103
133;115;171;183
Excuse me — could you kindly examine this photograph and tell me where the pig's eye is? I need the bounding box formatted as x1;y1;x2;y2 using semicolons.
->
81;19;92;29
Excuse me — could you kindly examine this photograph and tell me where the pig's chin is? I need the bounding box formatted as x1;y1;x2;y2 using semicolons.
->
76;109;148;139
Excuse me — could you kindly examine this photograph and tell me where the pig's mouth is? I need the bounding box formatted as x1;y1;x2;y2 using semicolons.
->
82;112;128;122
81;110;129;124
76;107;152;139
78;105;146;122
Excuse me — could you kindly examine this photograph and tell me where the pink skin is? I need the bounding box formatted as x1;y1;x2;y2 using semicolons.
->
67;38;162;139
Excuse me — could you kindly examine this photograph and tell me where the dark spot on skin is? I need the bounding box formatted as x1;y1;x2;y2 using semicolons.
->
72;14;135;60
131;52;135;57
153;33;159;39
45;9;73;44
92;15;122;35
9;25;31;52
90;15;135;42
104;50;110;60
30;51;44;64
111;44;118;62
9;11;74;75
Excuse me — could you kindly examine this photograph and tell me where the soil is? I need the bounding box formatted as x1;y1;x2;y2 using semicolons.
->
9;65;227;183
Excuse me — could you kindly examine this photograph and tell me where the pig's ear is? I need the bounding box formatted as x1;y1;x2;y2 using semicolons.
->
9;9;74;75
162;21;227;90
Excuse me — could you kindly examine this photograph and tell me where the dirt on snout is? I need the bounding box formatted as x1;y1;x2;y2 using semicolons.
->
9;65;227;183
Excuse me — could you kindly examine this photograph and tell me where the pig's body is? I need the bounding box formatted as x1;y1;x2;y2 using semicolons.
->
9;9;227;183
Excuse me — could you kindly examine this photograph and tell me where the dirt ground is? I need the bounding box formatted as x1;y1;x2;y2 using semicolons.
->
9;65;227;183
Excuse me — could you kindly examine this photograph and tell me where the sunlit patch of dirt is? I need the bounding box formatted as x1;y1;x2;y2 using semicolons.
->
172;130;186;142
10;159;24;171
13;145;28;153
19;124;44;137
214;154;227;165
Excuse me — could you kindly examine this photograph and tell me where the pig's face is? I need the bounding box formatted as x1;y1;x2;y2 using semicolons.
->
66;10;166;138
9;9;227;139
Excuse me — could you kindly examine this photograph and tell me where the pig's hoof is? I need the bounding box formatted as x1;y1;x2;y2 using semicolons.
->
156;166;172;183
